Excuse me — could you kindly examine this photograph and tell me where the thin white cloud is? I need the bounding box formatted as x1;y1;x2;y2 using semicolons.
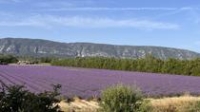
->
35;2;74;8
11;0;22;2
0;0;24;3
0;20;45;27
0;15;180;30
40;7;200;12
0;15;46;27
152;8;187;19
44;7;178;11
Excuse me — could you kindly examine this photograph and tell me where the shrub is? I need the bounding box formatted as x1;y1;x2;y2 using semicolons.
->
187;101;200;112
99;84;149;112
0;83;62;112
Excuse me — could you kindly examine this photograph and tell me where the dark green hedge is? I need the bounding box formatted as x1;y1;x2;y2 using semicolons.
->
51;56;200;76
0;54;18;64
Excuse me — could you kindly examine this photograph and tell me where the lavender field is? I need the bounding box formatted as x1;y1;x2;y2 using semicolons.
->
0;65;200;98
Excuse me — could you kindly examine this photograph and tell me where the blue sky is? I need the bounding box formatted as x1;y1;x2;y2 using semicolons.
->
0;0;200;52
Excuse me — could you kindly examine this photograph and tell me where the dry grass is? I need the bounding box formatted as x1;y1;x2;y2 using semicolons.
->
149;95;200;112
59;98;99;112
150;95;200;106
59;95;200;112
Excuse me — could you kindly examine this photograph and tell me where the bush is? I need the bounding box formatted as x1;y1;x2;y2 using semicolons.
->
0;84;63;112
187;101;200;112
99;84;149;112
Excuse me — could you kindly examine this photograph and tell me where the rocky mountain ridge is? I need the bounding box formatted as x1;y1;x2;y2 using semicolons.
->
0;38;199;59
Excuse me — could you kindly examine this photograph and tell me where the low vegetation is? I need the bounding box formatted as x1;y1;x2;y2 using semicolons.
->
60;85;200;112
1;83;200;112
17;56;56;64
51;56;200;76
99;84;149;112
0;54;18;64
0;83;62;112
149;95;200;112
61;95;200;112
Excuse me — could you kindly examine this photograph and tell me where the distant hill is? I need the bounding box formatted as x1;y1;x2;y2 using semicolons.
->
0;38;199;59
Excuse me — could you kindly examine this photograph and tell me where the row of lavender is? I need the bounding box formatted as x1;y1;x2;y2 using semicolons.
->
0;65;200;98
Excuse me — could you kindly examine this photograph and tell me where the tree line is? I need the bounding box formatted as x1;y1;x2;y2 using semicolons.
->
1;54;200;76
0;55;55;65
51;56;200;76
0;54;18;64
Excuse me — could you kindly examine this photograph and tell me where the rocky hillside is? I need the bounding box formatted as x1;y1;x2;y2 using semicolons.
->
0;38;199;59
